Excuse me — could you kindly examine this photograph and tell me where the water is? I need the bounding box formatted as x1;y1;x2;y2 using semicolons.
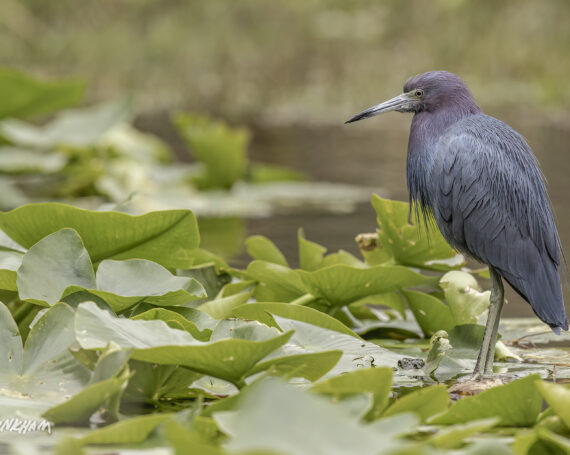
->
244;117;570;320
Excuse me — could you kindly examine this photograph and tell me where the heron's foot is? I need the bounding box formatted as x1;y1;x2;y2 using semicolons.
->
449;377;509;396
449;377;506;397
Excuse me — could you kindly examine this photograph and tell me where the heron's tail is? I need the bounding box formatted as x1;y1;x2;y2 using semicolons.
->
501;254;568;334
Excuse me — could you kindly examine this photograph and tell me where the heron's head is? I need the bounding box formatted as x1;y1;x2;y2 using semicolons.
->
345;71;480;124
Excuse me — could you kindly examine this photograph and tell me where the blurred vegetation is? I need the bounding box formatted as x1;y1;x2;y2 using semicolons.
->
1;0;569;124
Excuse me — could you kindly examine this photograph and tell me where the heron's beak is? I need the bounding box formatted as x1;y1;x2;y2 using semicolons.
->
345;92;415;124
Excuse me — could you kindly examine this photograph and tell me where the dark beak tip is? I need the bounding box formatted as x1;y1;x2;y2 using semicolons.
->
344;115;362;124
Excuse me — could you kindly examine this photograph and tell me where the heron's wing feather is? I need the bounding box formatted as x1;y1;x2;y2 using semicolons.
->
431;115;567;330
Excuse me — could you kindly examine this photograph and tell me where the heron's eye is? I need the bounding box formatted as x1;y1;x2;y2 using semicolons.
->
414;89;424;98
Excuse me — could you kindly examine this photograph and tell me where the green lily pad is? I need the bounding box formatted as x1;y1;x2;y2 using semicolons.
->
245;235;288;267
231;302;360;338
427;417;500;449
298;228;327;271
535;380;570;430
213;378;409;455
298;264;435;307
0;100;129;148
430;374;542;426
402;289;455;336
371;195;464;271
0;203;199;269
43;348;131;424
17;229;95;306
173;113;248;189
440;271;490;325
81;413;174;445
270;316;404;377
0;66;83;120
18;231;204;311
80;259;205;312
198;292;252;319
252;350;343;382
247;260;306;302
311;367;394;421
0;302;91;418
132;307;216;341
0;248;23;292
383;384;449;422
124;361;203;403
75;302;292;387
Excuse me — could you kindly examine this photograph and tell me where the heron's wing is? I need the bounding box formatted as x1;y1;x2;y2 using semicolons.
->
431;115;567;331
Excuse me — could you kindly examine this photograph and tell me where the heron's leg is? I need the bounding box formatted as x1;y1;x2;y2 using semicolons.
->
483;268;504;375
471;267;504;380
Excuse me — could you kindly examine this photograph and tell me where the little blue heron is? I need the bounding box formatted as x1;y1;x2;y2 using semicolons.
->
346;71;567;378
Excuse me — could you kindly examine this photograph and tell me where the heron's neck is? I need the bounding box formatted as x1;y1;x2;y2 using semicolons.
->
406;106;479;212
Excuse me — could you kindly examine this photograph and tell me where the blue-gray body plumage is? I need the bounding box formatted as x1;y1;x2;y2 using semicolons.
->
404;73;567;332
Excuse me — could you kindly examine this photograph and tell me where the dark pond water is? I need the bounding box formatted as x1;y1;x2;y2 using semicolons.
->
244;116;570;320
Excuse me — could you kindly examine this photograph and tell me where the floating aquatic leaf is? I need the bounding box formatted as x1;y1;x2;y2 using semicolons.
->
75;302;292;387
85;259;205;312
402;289;454;336
371;195;464;271
270;316;404;377
245;235;288;267
427;417;499;449
213;378;409;455
440;271;490;325
0;67;83;120
298;264;435;307
0;248;23;292
430;374;542;426
383;384;449;422
298;228;327;271
81;413;174;445
247;260;306;302
198;292;252;319
173;113;248;189
0;203;199;269
0;100;130;148
17;229;95;306
132;307;216;341
123;361;203;403
0;302;90;418
310;367;394;421
43;348;131;424
535;381;570;430
232;302;361;338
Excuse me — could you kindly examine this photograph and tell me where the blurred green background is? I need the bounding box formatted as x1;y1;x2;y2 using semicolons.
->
2;0;570;121
1;0;569;318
